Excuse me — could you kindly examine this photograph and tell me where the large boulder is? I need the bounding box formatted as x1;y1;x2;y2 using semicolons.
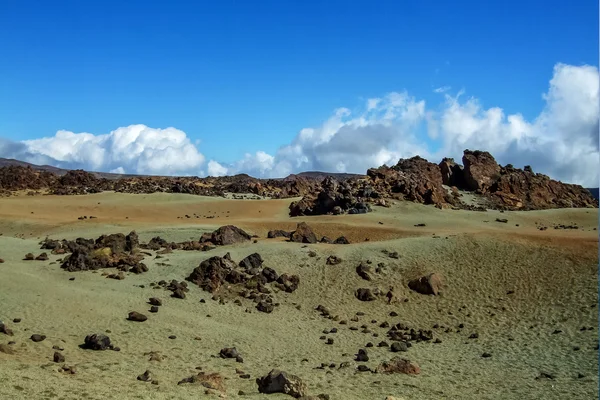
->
408;273;443;295
290;222;317;244
186;255;237;293
256;369;307;398
462;150;500;193
204;225;251;246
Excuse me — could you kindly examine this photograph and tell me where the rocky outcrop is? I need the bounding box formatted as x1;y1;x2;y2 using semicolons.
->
489;165;598;210
60;231;147;273
186;252;300;313
439;158;465;187
2;150;596;212
462;150;501;193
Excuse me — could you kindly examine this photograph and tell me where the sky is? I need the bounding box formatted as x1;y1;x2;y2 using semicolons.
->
0;0;598;186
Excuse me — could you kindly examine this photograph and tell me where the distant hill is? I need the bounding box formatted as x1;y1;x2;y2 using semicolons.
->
0;157;363;181
0;158;144;180
586;188;599;200
283;171;365;181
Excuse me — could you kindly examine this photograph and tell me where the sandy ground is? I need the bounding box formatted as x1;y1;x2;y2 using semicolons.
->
0;192;597;400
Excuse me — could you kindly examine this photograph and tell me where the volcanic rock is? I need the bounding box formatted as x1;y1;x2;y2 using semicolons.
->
290;222;318;244
256;369;307;398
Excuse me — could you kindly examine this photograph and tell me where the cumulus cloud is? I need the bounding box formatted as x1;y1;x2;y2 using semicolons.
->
17;124;205;176
1;63;598;186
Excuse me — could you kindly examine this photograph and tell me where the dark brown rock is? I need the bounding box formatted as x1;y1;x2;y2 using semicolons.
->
30;334;46;342
267;230;291;239
204;225;251;246
355;288;376;301
127;311;148;322
239;253;263;270
53;352;65;363
186;255;237;293
290;222;318;244
148;297;162;306
256;369;307;398
356;263;373;281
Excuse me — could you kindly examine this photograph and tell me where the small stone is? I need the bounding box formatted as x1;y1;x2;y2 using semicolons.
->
53;352;65;363
127;312;147;322
481;352;492;358
169;335;177;339
149;306;159;313
390;342;408;352
148;298;162;306
30;334;46;342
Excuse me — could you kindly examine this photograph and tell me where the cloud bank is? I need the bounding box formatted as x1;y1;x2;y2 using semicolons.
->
2;63;598;186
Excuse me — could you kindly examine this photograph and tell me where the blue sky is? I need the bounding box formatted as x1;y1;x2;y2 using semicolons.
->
0;0;598;184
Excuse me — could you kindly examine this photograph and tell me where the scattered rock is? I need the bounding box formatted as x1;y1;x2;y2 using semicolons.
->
30;334;46;342
137;370;152;382
325;255;342;265
53;352;65;363
83;333;114;350
355;349;369;362
256;369;307;398
148;297;162;306
219;347;240;359
356;263;373;281
390;342;408;352
127;311;148;322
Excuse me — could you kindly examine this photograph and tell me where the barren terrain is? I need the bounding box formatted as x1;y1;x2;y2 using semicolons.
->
0;192;597;400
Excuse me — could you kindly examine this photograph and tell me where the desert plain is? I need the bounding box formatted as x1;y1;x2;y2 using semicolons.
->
0;191;597;400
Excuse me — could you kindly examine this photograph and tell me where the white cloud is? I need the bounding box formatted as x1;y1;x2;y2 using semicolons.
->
207;160;228;177
19;124;205;175
433;86;451;93
109;167;125;174
1;63;597;187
